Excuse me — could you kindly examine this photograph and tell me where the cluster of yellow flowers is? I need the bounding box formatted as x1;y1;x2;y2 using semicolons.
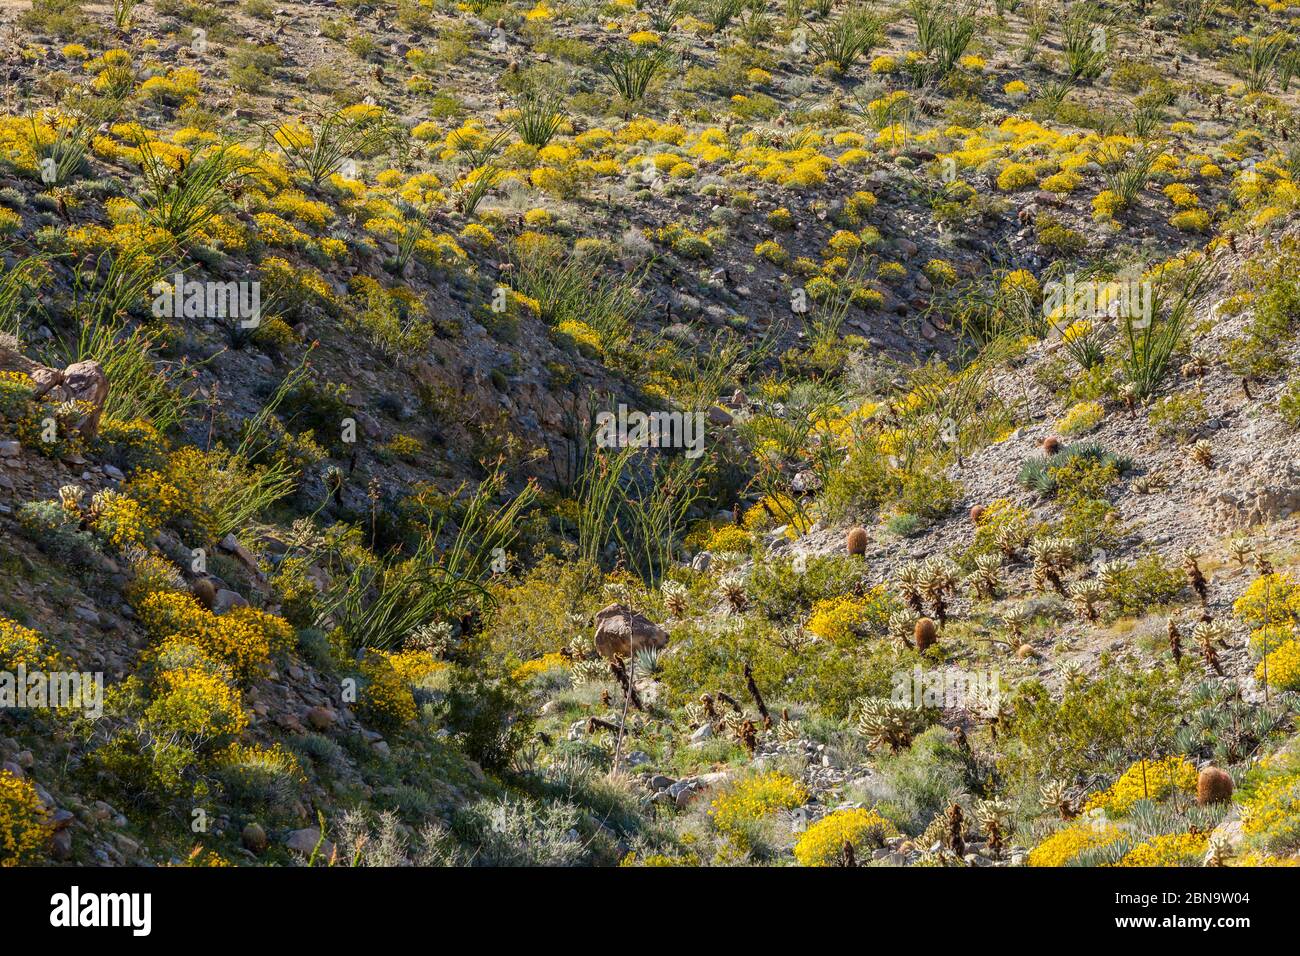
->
709;772;808;848
794;808;899;865
0;616;61;672
1084;756;1198;815
1116;831;1208;866
0;771;51;866
1027;820;1124;866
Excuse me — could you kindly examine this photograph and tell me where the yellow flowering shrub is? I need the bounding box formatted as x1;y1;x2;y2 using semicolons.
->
357;652;418;732
710;772;807;848
806;592;887;643
88;489;155;550
0;771;51;866
1256;640;1300;691
0;616;61;671
512;652;568;682
1056;401;1104;436
1028;821;1124;866
794;808;898;865
1240;757;1300;855
1084;756;1197;815
1116;831;1208;866
705;525;753;554
144;667;249;744
136;591;288;683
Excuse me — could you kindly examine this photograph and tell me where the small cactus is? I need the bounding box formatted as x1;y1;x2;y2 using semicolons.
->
1190;438;1214;468
967;553;1002;599
846;526;868;555
1041;435;1061;454
1196;766;1234;805
914;616;938;652
969;504;986;523
1068;578;1105;622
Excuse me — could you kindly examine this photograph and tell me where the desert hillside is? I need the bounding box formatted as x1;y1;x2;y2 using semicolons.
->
1;0;1300;870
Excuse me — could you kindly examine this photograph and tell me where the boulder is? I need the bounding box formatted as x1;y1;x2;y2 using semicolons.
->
592;604;670;659
0;341;109;439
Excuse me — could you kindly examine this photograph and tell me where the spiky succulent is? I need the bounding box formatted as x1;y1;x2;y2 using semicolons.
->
887;609;917;646
58;484;86;513
896;561;925;614
1190;439;1214;468
1068;578;1105;621
995;521;1028;558
1228;535;1253;565
1095;559;1126;596
967;553;1002;599
1039;779;1076;819
570;659;610;685
855;696;929;752
919;557;960;622
974;798;1011;856
1003;604;1028;640
1029;535;1076;594
717;573;748;613
661;579;688;618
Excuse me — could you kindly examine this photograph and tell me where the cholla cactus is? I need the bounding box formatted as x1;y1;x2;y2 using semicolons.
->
1228;535;1252;565
1203;832;1234;867
1131;470;1167;494
855;696;928;753
775;710;800;741
1095;559;1125;597
571;659;610;684
716;573;748;613
1003;604;1028;641
974;798;1011;858
1167;617;1183;663
1039;779;1077;819
1029;536;1075;594
1068;578;1105;622
405;621;454;655
684;700;711;729
919;557;960;624
896;561;925;614
1193;618;1229;675
1183;547;1208;605
888;609;917;647
58;484;86;514
967;553;1002;599
1180;350;1210;382
995;522;1028;558
661;579;688;618
1190;439;1214;468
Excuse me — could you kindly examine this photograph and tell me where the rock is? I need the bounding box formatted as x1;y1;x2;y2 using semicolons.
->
50;828;73;861
285;827;333;858
242;823;268;853
213;589;250;613
0;440;18;458
689;722;713;743
648;774;676;792
707;405;733;426
691;552;712;572
191;577;217;610
593;604;670;659
306;706;337;731
0;344;110;439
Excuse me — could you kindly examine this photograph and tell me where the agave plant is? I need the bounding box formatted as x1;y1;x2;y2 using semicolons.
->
511;90;567;148
599;43;674;107
809;6;882;73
